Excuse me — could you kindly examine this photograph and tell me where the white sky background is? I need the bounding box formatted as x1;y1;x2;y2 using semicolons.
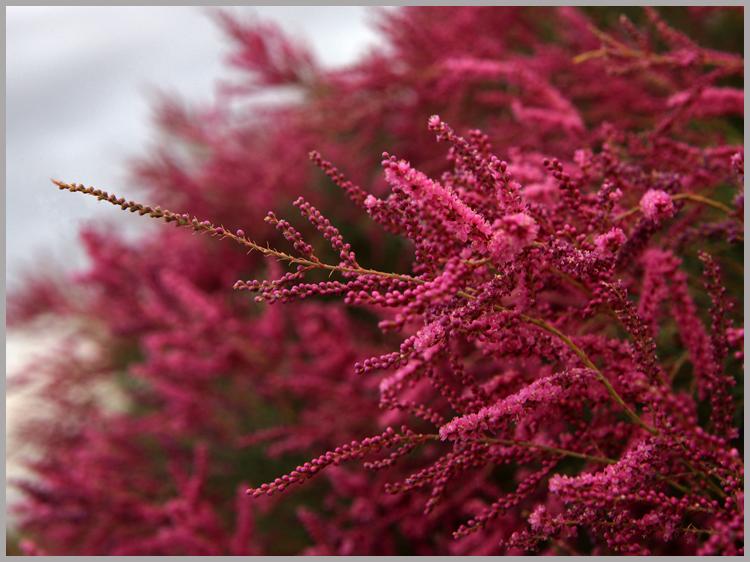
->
6;6;381;289
5;6;380;527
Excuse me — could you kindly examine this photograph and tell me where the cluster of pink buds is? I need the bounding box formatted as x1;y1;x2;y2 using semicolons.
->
10;7;742;556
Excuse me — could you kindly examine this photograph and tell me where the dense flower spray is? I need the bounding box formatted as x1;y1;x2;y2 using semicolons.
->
10;7;743;555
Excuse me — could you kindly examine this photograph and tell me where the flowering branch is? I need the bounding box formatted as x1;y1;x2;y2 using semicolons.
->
54;179;656;435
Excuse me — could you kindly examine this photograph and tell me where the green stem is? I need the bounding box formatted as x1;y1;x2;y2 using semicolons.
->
515;312;657;435
421;433;616;465
615;192;738;222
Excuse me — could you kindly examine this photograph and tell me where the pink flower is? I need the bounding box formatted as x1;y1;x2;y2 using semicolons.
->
594;227;627;258
667;87;744;117
489;212;539;261
439;369;593;440
639;189;675;222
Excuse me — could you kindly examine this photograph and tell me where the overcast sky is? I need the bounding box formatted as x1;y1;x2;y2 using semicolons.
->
6;6;380;289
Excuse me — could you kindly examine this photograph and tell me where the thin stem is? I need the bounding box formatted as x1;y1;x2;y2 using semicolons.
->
675;193;735;215
553;540;579;556
53;180;423;285
615;192;737;222
548;266;592;296
574;25;743;74
428;435;696;498
515;312;657;435
482;437;617;465
683;526;717;536
421;433;616;465
667;351;689;382
679;459;729;500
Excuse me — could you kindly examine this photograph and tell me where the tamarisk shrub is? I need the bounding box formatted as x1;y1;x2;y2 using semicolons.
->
10;7;743;555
